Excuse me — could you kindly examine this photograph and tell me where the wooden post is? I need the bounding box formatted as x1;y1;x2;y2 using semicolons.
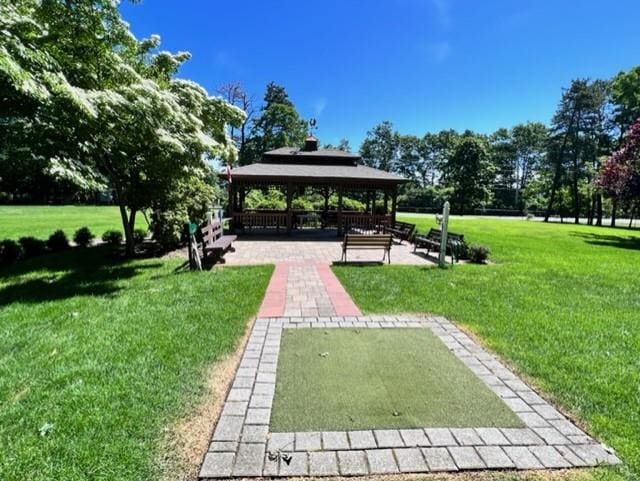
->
439;201;450;268
337;186;344;237
391;187;397;227
286;182;293;236
383;191;389;214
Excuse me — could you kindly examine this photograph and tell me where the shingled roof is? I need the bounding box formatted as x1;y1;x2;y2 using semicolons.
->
222;138;407;185
224;162;407;184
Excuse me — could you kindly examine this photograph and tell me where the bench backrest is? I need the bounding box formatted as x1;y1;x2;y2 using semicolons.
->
425;227;464;243
393;221;416;233
201;220;223;247
343;234;393;248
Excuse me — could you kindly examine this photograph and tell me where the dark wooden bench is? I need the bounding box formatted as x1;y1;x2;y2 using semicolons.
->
200;220;237;264
341;234;393;264
384;220;416;243
413;228;465;264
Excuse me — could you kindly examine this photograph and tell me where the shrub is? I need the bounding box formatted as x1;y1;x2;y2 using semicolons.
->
133;228;148;244
19;236;48;257
73;227;95;248
150;177;215;251
102;230;123;246
0;239;22;266
47;230;70;252
468;244;490;263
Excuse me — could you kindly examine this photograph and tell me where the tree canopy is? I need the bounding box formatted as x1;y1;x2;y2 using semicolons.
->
0;0;243;254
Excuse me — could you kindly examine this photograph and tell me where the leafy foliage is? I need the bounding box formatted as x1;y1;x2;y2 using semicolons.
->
18;236;47;257
598;118;640;205
101;230;123;246
47;230;70;252
0;239;22;266
73;227;94;248
467;244;491;263
0;0;242;255
133;228;148;245
150;176;216;251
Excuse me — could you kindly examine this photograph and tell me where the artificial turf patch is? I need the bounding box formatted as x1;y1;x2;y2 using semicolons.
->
270;328;524;431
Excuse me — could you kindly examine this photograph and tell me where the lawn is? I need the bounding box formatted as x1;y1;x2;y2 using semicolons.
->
334;217;640;480
0;205;139;240
0;247;272;481
270;328;523;432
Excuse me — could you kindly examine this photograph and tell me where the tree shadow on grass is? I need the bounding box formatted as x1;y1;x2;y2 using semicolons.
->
0;246;162;306
570;232;640;250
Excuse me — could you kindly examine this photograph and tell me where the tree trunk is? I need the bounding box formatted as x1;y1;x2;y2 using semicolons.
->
595;193;603;226
629;205;635;229
611;197;618;227
118;204;136;257
571;150;580;224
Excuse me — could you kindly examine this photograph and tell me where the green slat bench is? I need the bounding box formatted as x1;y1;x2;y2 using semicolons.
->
201;220;237;264
341;234;393;264
384;220;416;244
413;227;465;264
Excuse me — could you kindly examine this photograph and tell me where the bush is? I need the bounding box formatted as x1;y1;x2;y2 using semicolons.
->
468;244;490;263
73;227;95;248
133;228;148;244
47;230;70;252
150;177;216;251
0;239;22;266
102;230;123;246
19;236;48;257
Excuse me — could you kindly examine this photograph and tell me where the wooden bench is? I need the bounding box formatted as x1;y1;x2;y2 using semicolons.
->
200;220;237;264
413;228;465;264
384;220;416;243
341;234;393;264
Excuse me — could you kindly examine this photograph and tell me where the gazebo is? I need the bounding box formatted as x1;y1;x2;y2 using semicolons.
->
220;136;408;236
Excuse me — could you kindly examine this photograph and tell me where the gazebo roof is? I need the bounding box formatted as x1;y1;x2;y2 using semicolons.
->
222;139;408;186
262;146;360;165
223;162;407;184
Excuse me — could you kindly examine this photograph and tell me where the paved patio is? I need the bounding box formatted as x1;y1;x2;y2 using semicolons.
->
221;231;445;265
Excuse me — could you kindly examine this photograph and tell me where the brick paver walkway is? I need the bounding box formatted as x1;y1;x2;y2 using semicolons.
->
200;261;621;478
257;262;360;318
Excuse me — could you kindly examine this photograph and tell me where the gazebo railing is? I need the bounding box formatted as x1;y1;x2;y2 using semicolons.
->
341;213;390;234
232;211;287;231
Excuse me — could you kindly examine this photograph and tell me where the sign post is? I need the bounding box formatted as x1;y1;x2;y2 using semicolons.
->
438;201;450;267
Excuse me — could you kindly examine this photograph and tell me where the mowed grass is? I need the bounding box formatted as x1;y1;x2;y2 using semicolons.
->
0;205;140;240
0;247;272;481
333;217;640;480
270;328;523;432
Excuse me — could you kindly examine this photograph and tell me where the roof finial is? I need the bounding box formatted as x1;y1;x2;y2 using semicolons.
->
308;118;317;136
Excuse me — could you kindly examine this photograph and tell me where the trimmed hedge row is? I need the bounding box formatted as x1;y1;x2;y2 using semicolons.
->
0;227;148;266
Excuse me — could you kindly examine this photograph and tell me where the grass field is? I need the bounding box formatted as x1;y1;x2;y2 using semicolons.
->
334;216;640;480
0;247;272;481
0;205;140;240
270;328;523;432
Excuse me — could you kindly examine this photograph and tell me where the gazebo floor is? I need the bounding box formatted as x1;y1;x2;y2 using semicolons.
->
219;233;445;265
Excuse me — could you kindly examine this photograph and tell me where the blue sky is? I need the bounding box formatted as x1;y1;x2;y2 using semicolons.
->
120;0;640;148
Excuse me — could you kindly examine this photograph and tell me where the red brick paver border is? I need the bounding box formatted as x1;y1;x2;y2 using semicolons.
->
315;263;362;316
257;263;288;317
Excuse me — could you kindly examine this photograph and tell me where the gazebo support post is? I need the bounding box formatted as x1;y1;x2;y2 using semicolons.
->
391;186;398;227
228;182;235;225
337;186;344;237
383;191;389;214
286;182;293;236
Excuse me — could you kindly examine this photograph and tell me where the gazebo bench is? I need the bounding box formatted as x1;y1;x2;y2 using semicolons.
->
201;220;237;264
341;234;393;264
384;220;416;243
413;228;465;264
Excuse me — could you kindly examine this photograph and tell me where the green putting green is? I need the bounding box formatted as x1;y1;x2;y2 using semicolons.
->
270;328;524;432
